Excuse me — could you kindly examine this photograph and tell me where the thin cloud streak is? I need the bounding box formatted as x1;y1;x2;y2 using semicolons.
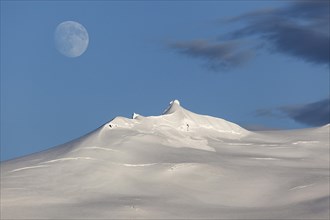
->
257;98;330;127
280;98;330;126
169;40;254;71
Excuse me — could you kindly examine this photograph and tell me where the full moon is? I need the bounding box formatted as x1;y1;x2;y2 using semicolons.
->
54;21;89;58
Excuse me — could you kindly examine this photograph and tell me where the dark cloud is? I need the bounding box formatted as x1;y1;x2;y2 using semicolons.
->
228;1;329;65
228;1;329;24
169;40;253;70
280;98;330;126
257;98;330;127
169;1;329;71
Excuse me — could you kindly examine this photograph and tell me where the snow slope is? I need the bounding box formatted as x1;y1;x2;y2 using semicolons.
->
1;100;329;219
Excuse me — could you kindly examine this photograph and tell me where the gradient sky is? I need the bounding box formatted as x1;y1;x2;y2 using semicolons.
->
1;1;329;161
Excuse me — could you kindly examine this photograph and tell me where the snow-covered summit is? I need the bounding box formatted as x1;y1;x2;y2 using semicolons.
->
163;99;181;114
108;99;248;137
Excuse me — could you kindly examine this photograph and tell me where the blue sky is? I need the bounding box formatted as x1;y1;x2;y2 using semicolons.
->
1;1;329;161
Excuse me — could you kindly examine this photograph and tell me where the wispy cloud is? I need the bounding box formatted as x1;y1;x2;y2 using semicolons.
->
228;1;329;65
256;98;330;127
169;40;253;70
169;1;329;71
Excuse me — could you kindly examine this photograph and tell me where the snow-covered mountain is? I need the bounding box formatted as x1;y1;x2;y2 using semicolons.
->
1;100;329;219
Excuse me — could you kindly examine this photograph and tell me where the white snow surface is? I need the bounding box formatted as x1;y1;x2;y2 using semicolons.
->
1;100;329;219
